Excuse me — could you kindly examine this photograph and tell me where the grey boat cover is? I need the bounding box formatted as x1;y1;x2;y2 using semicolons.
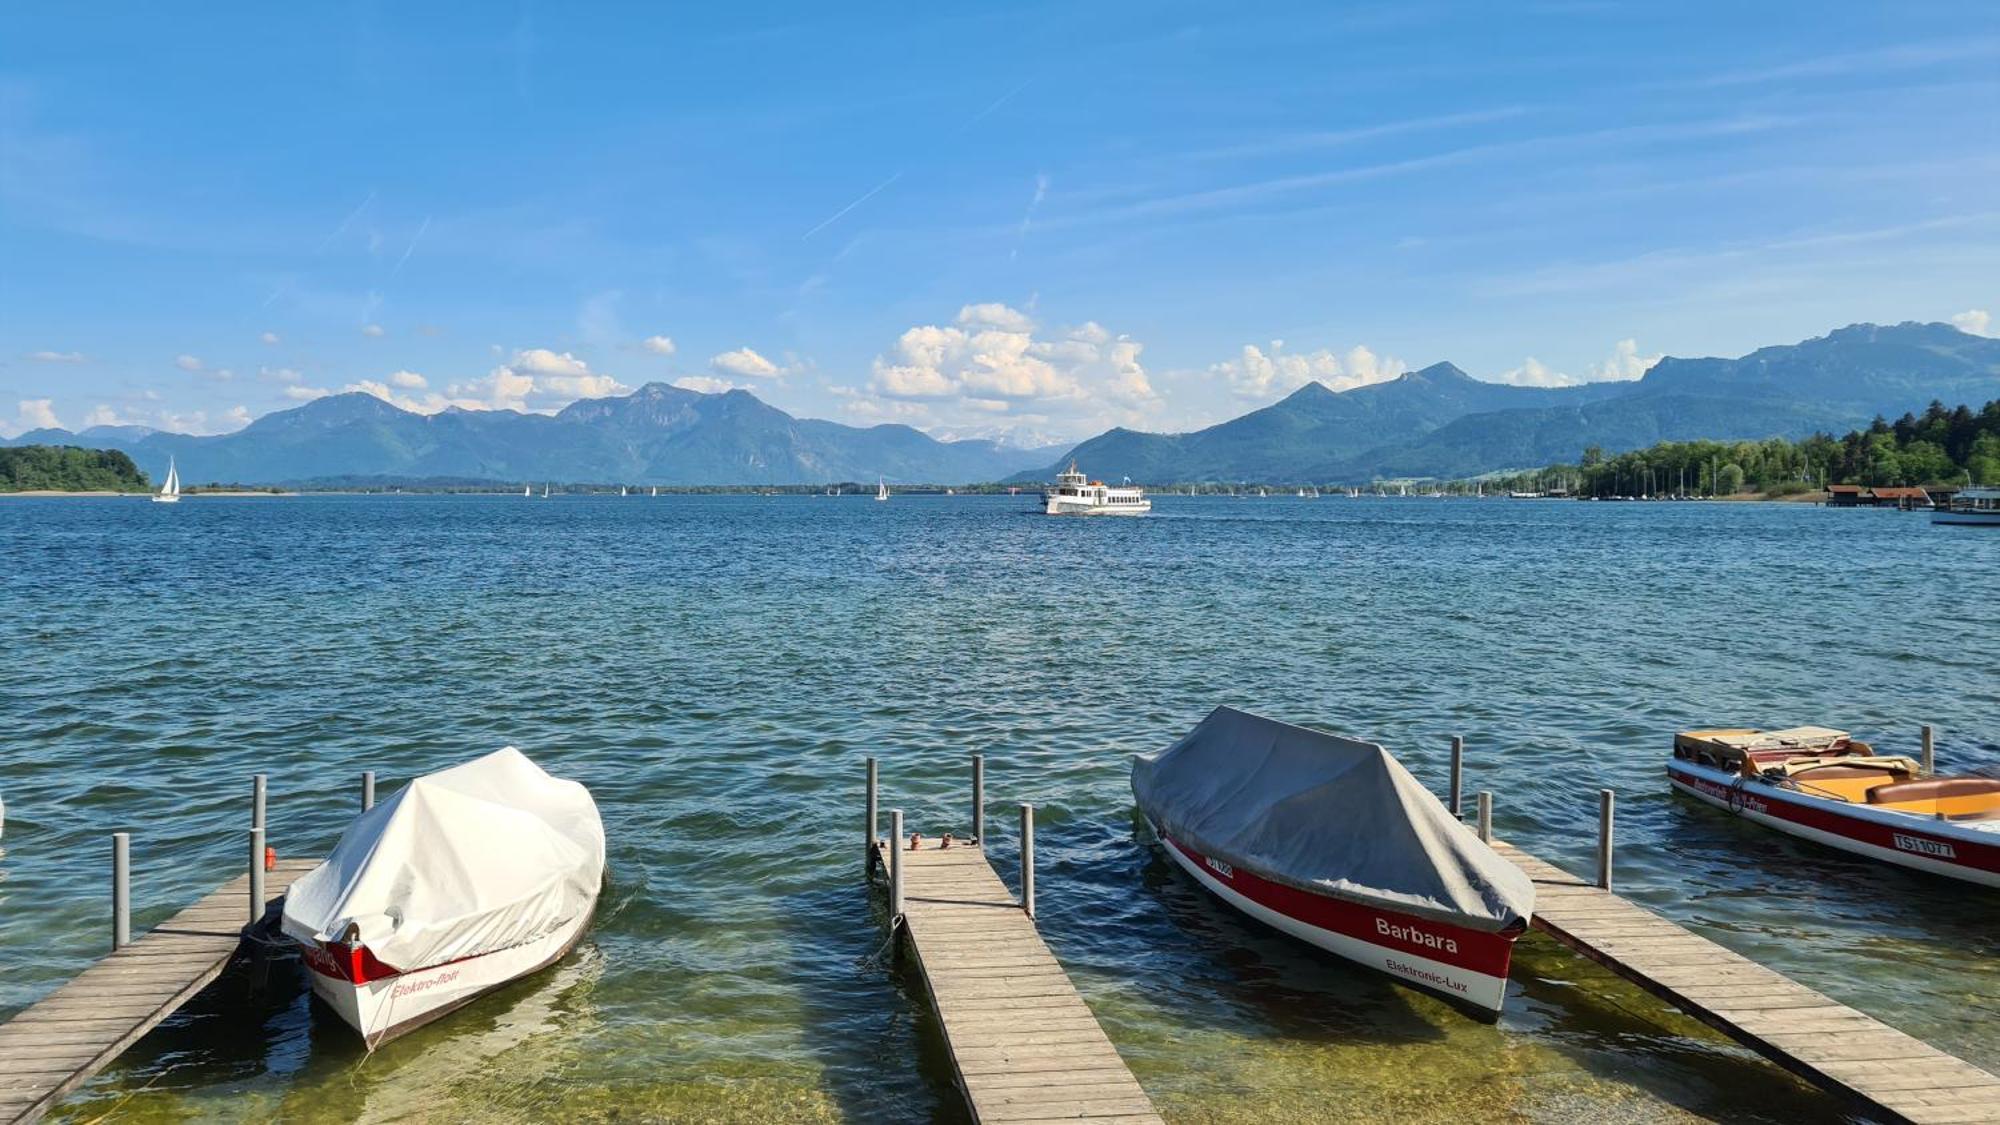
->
1132;707;1534;932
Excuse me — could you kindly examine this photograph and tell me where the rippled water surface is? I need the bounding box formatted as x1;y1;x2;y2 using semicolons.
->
2;494;1996;1123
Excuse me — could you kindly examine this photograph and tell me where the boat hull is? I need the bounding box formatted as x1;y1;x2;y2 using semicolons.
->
150;495;179;503
300;901;595;1049
1931;511;2000;526
1044;497;1152;515
1147;820;1517;1015
1667;761;2000;887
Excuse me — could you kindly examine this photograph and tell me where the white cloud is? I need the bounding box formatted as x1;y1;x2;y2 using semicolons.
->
259;331;281;346
643;335;677;356
1591;338;1662;381
9;398;61;435
259;366;304;383
284;385;330;401
361;324;386;338
1210;340;1407;400
446;348;629;413
219;405;252;430
27;350;84;363
672;375;743;394
389;370;427;390
1951;308;1992;337
711;347;782;379
1493;357;1581;387
175;354;203;372
83;405;124;427
859;303;1161;442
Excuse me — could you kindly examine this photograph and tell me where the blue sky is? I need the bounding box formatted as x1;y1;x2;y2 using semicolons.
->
4;2;1998;444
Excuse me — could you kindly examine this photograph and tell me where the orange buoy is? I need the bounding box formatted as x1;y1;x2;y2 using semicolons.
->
264;845;277;871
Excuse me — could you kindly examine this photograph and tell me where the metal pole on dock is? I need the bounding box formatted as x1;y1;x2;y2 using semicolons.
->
888;809;905;925
972;754;985;844
112;832;130;951
865;757;879;873
249;827;266;925
1449;736;1464;819
1476;791;1492;843
252;773;267;832
1020;803;1036;920
1921;725;1935;775
362;770;376;810
1596;789;1615;890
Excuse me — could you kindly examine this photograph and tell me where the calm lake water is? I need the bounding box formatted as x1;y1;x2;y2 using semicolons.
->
2;494;1996;1123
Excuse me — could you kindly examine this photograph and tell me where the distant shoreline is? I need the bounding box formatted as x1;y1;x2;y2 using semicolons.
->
0;489;297;498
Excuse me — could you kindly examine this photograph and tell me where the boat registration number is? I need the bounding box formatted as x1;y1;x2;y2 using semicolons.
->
1204;856;1234;879
1892;833;1957;859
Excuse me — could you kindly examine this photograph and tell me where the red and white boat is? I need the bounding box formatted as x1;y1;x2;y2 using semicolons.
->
281;748;605;1048
1669;726;2000;888
1133;707;1535;1017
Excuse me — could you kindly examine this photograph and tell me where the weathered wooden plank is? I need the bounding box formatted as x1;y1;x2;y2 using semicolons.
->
1494;840;2000;1125
0;860;316;1125
880;841;1161;1125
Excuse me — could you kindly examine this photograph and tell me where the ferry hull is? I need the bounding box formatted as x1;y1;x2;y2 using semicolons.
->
1667;761;2000;888
1045;496;1152;516
1148;821;1517;1015
300;904;594;1049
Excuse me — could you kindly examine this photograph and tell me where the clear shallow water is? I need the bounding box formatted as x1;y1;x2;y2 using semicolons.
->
1;494;1995;1123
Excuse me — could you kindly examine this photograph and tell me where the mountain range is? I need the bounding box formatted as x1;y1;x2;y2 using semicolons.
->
1012;321;2000;482
10;322;1999;486
4;382;1063;487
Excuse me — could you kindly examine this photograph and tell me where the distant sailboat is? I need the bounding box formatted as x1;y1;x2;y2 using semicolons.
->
876;478;890;502
152;457;182;504
619;486;627;497
651;486;658;497
523;484;531;498
541;484;550;499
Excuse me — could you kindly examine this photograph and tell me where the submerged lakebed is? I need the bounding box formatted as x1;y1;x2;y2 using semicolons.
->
1;493;1995;1122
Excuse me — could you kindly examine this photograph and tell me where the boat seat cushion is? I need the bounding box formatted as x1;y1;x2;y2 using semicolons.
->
1867;778;2000;804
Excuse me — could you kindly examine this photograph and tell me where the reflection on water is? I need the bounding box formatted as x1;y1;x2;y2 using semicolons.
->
2;494;1994;1122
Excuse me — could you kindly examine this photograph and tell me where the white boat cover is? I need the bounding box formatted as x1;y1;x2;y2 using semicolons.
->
281;747;604;972
1132;707;1534;932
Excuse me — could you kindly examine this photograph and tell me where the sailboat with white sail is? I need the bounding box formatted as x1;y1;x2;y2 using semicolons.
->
523;484;531;498
152;457;182;504
876;478;890;502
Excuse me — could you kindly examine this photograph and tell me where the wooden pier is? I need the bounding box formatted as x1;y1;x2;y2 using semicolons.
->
0;859;317;1125
870;758;1162;1125
1494;841;2000;1125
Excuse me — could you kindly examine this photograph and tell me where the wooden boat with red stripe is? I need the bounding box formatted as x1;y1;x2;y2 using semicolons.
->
298;902;595;1049
1146;818;1524;1015
1669;727;2000;888
1132;708;1534;1020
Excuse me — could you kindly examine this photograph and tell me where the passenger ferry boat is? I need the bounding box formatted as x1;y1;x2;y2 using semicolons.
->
1043;461;1150;515
1668;727;2000;887
1933;486;2000;526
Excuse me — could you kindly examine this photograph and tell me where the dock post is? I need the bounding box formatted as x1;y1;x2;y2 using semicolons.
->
1596;789;1615;890
1476;791;1492;843
1449;736;1464;819
1020;803;1036;919
362;770;376;811
252;773;267;832
112;832;131;951
888;809;904;925
865;757;878;873
1921;725;1935;775
249;826;266;925
972;754;985;844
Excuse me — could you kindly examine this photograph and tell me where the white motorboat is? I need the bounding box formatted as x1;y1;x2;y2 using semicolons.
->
281;748;604;1048
1043;461;1150;515
1933;486;2000;526
152;457;182;503
1133;708;1534;1016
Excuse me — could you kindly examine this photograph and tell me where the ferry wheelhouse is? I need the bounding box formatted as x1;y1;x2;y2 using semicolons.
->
1044;461;1150;516
1933;486;2000;526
